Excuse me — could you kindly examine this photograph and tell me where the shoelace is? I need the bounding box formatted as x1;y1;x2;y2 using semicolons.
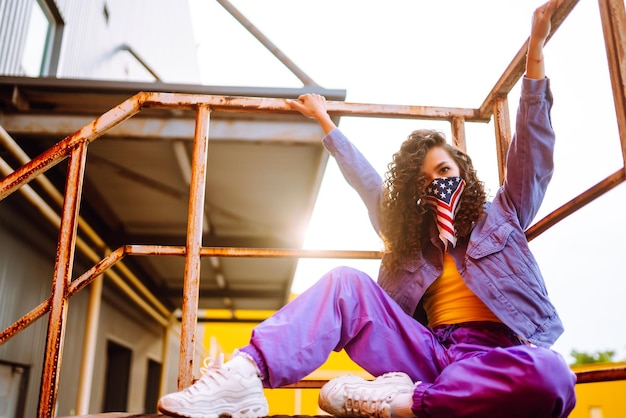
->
344;385;396;418
182;353;228;398
343;373;414;418
200;353;225;375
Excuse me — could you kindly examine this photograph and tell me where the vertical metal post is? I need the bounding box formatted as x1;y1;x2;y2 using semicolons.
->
598;0;626;168
178;106;211;389
450;116;467;152
492;96;511;185
38;141;88;418
75;261;105;414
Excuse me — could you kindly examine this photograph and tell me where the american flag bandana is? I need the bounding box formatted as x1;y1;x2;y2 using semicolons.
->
424;176;466;249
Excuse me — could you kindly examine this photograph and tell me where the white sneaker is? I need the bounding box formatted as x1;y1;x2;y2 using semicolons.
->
157;355;269;418
318;372;414;418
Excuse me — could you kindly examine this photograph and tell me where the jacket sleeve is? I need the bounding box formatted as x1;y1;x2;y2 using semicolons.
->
502;77;555;229
322;128;384;235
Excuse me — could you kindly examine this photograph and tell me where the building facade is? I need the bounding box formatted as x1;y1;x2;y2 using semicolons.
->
0;0;201;415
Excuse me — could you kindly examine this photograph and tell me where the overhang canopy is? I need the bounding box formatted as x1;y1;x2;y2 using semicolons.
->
0;76;346;313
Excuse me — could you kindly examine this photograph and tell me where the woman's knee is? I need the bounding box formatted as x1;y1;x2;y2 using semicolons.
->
516;347;577;407
320;266;377;288
313;266;385;305
543;351;576;395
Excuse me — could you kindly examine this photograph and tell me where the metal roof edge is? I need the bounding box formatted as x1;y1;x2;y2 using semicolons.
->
0;76;347;101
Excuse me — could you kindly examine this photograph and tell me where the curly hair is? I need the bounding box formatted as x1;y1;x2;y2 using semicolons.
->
380;129;487;273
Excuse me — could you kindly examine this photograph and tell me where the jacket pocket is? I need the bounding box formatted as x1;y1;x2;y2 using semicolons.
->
466;222;555;328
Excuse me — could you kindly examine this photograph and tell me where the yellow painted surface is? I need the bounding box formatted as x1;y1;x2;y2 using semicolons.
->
569;362;626;418
200;309;370;416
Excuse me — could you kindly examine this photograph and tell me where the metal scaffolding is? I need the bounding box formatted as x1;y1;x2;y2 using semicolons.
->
0;0;625;416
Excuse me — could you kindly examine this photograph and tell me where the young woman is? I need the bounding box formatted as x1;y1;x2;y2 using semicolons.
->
158;1;576;417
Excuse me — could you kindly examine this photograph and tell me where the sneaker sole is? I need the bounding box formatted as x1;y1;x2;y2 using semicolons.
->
319;373;414;417
158;400;268;418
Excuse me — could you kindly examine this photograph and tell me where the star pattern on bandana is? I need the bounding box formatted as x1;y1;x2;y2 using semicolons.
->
426;177;463;205
424;176;465;248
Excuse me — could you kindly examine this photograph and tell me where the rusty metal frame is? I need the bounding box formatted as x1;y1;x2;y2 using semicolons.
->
0;0;626;415
0;91;487;417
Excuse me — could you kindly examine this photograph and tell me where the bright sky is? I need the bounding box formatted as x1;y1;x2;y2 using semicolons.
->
188;0;626;363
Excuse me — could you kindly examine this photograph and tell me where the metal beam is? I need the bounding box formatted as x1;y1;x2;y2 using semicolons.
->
598;0;626;169
165;288;284;299
1;113;325;142
478;0;580;119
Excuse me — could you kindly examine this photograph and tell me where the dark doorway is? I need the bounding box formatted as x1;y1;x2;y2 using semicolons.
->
102;341;132;411
0;361;29;418
144;359;162;413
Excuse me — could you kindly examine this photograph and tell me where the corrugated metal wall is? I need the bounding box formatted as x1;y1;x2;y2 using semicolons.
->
0;0;200;82
0;0;32;75
0;202;53;418
0;199;168;415
0;0;202;414
0;199;88;417
54;0;201;82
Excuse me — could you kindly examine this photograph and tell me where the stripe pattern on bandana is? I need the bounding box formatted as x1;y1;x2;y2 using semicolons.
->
424;176;466;249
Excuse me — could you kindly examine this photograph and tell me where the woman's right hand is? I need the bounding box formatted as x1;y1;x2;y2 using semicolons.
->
288;93;337;134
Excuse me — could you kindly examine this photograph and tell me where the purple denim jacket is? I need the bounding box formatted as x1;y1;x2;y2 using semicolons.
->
322;77;563;348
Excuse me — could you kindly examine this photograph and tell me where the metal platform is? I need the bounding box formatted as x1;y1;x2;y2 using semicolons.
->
60;415;330;418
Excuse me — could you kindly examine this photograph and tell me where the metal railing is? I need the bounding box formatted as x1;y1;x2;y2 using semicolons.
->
0;91;491;417
1;0;626;416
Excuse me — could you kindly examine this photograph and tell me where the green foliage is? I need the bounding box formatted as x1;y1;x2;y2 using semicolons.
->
570;349;616;365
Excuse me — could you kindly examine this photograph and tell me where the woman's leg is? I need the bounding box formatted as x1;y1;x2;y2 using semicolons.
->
316;322;576;418
412;340;577;418
240;266;446;388
158;266;445;418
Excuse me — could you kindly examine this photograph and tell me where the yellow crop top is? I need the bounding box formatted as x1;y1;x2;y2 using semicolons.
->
423;252;501;328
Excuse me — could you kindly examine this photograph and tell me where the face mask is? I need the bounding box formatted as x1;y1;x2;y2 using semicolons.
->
424;176;466;249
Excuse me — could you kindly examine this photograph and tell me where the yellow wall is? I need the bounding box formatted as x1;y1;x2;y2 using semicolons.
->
201;311;626;416
200;310;370;416
569;362;626;418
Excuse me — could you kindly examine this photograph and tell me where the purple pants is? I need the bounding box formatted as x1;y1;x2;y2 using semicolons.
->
240;267;577;418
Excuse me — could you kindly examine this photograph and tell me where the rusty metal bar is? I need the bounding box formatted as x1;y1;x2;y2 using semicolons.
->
0;299;51;345
0;92;144;201
478;0;580;119
122;244;383;260
140;92;488;122
0;150;170;327
576;366;626;384
526;168;625;241
199;247;383;259
282;380;330;389
67;247;125;296
38;141;88;418
450;117;467;152
179;105;211;390
0;243;382;320
492;95;511;186
598;0;626;169
0;245;169;348
0;152;171;319
282;366;626;388
67;248;169;327
0;126;171;320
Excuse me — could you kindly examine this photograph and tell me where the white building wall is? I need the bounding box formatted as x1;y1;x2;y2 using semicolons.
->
0;0;200;83
0;0;31;75
54;0;201;83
